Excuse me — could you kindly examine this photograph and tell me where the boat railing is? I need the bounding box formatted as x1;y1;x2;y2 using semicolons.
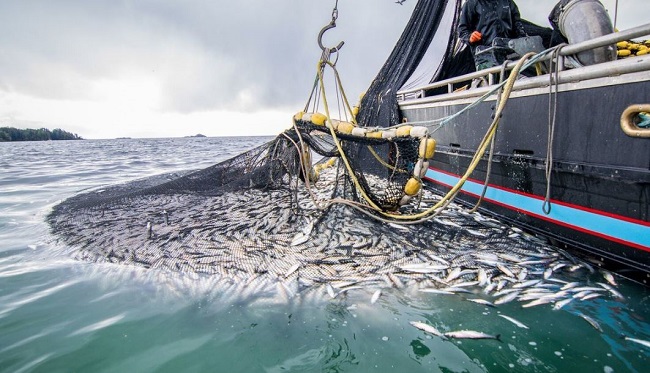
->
397;23;650;102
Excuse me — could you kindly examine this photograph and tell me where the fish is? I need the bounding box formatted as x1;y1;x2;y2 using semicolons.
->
387;273;404;288
597;282;625;300
522;297;554;308
494;290;520;305
580;293;602;301
513;279;540;289
579;314;603;333
290;232;309;247
445;267;463;282
444;330;501;341
477;268;489;286
624;336;650;349
602;271;617;286
285;263;300;278
419;288;454;295
326;283;337;299
370;289;381;304
561;282;580;290
497;263;515;278
498;314;528;329
543;267;553;279
467;298;496;307
400;263;448;273
409;321;446;338
553;298;573;310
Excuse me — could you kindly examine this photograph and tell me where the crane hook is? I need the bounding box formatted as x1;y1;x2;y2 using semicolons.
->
317;21;345;53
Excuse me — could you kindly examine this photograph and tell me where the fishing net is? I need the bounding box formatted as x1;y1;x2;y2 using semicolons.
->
47;0;620;306
46;0;518;273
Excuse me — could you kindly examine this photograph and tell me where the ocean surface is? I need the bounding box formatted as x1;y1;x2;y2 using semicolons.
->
1;137;649;373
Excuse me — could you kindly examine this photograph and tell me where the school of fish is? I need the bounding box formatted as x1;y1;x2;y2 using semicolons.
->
48;164;633;341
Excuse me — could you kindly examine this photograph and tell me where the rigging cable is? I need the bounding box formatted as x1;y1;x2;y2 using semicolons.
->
542;44;567;215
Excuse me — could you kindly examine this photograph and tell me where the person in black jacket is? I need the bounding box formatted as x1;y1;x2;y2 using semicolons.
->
458;0;527;70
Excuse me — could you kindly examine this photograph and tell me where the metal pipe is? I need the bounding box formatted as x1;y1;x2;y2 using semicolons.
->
560;23;650;56
397;23;650;98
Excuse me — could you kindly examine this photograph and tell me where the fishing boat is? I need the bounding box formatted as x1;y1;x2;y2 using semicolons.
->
391;0;650;278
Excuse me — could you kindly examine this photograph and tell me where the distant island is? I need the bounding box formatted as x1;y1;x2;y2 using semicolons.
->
185;134;207;138
0;127;83;142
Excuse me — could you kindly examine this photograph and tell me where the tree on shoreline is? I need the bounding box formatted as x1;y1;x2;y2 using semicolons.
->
0;127;83;142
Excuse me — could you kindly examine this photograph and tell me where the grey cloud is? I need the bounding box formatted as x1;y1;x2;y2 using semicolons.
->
0;0;644;117
0;0;413;115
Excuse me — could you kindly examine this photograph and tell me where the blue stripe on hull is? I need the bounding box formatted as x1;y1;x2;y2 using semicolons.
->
424;168;650;250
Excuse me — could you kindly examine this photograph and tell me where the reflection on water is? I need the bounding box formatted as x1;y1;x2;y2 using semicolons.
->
0;138;648;372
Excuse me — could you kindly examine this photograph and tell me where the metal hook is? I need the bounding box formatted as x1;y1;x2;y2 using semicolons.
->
317;20;345;53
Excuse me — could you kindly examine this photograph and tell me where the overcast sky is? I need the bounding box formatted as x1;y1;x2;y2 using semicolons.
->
0;0;646;139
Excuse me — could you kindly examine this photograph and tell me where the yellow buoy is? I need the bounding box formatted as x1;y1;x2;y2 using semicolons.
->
396;125;413;137
617;49;632;57
629;43;642;51
337;121;355;134
351;128;367;137
366;131;383;139
352;106;359;117
404;178;422;196
409;126;429;138
418;138;436;159
381;130;396;139
294;111;305;121
637;49;648;56
413;159;429;179
616;41;629;49
311;112;327;126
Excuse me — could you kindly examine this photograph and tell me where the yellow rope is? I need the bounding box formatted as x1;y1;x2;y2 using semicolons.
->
317;61;383;211
313;53;534;221
381;52;536;221
366;145;408;173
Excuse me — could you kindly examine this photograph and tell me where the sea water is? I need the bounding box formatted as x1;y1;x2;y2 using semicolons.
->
1;137;649;373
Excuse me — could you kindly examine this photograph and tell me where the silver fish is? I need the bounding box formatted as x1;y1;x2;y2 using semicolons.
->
444;330;501;341
326;283;337;299
579;314;603;333
419;288;454;295
553;298;573;310
497;263;515;278
597;282;625;300
409;321;446;338
290;232;309;247
285;263;300;278
494;291;520;305
624;336;650;349
370;289;381;304
522;297;554;308
543;267;553;279
446;267;463;282
468;298;496;307
499;314;529;329
602;271;618;286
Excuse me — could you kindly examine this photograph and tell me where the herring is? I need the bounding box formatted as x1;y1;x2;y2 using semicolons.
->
498;314;529;329
624;336;650;349
370;289;381;304
409;321;446;339
444;330;501;341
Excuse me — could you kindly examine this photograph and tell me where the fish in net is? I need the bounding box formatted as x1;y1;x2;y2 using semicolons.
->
47;120;618;308
47;0;622;307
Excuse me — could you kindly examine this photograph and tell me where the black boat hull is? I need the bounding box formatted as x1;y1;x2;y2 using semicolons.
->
401;71;650;276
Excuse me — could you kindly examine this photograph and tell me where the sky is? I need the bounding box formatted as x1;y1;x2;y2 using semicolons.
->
0;0;646;139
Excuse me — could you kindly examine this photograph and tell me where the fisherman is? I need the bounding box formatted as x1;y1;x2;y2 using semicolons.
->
458;0;527;70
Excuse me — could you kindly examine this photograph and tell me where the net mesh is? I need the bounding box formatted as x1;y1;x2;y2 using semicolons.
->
46;0;608;304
